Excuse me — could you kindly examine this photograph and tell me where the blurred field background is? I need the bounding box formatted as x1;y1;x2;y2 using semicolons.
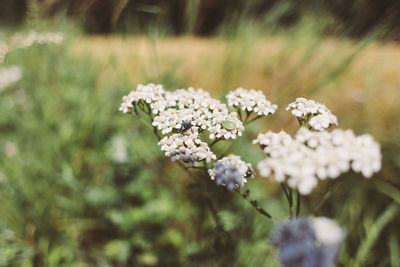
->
1;1;400;266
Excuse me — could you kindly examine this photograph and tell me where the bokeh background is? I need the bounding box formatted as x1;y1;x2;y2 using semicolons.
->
1;1;400;266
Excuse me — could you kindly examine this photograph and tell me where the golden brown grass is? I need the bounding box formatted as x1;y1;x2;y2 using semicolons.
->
72;36;400;141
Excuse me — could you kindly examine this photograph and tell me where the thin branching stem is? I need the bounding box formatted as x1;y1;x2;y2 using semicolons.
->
237;108;243;121
143;110;272;220
209;138;221;148
312;180;333;213
235;188;272;219
245;115;262;125
243;110;251;123
281;183;290;202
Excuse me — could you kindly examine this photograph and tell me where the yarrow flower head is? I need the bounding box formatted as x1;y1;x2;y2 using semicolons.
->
158;132;216;167
254;127;381;195
208;155;254;190
286;97;338;131
226;87;278;116
119;83;167;114
270;217;345;267
0;66;22;91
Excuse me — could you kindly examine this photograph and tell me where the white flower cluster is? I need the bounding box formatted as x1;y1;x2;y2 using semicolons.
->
158;132;216;166
254;127;381;195
226;87;278;116
120;84;255;166
119;83;167;114
0;43;8;64
11;31;66;49
0;66;22;91
121;84;244;140
286;97;338;131
311;217;345;249
155;87;244;140
208;155;254;190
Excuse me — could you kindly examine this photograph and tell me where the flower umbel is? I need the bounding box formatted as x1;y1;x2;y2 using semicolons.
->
208;155;254;190
158;132;216;167
254;127;381;195
286;97;338;131
226;87;278;116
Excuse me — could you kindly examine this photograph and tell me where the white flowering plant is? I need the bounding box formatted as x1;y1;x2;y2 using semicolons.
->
120;83;381;266
0;31;66;92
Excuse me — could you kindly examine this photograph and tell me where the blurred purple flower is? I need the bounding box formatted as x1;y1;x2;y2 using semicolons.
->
270;217;345;267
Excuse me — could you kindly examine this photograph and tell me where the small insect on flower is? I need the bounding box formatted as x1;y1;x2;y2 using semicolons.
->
245;166;255;178
179;121;193;135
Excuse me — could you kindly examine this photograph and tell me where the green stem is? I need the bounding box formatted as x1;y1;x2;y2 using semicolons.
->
243;110;251;123
312;180;333;212
296;190;301;217
237;108;243;121
153;127;161;141
219;139;237;158
235;188;272;219
288;188;294;218
209;138;221;148
245;115;262;125
281;183;290;202
312;191;331;213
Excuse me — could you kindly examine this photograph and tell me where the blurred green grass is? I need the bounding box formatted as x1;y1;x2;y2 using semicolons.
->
0;20;400;266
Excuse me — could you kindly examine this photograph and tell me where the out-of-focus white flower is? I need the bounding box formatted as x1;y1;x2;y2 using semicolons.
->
311;217;345;248
0;43;9;64
254;127;381;195
110;136;129;163
296;128;381;178
11;31;65;49
5;141;18;158
0;66;22;91
309;114;334;131
255;131;318;195
253;130;293;152
286;97;338;131
271;217;345;267
226;87;278;116
208;154;254;190
158;131;216;167
351;134;382;178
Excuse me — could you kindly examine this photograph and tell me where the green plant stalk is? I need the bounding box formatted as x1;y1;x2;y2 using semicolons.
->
354;203;399;267
295;190;301;217
245;115;262;125
281;183;294;217
235;188;272;219
288;188;294;217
